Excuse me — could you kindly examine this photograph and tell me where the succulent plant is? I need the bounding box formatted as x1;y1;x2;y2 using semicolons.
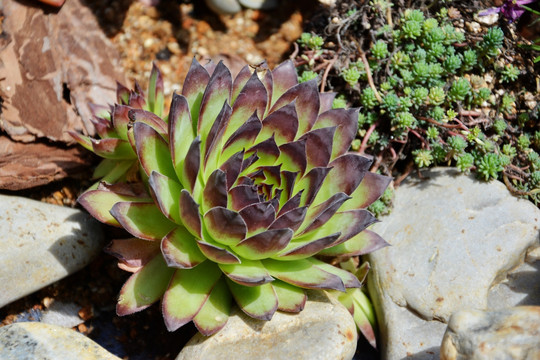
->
75;59;391;341
69;64;165;189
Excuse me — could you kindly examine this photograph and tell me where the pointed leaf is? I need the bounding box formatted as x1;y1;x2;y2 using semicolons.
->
245;135;280;169
269;206;307;232
182;137;201;193
298;192;350;235
262;258;345;291
78;189;151;226
312;154;372;207
128;109;167;136
304;210;379;247
182;58;210;128
227;185;260;211
351;288;377;348
272;279;306;313
341;172;393;211
306;258;361;288
179;190;202;238
204;101;231;176
196;240;241;264
110;201;177;241
319;92;337;113
270;80;320;135
116;82;131;105
193;278;231;335
277;171;299;208
162;261;222;331
91;138;136;159
270;60;298;106
161;226;207;269
203;207;247;247
221;112;261;164
231;65;252;103
117;255;173;315
68;131;93;151
112;105;131;141
220;150;244;190
226;279;278;321
133;122;176;179
313;108;359;160
219;259;274;286
239;201;276;235
169;93;195;186
258;102;298;146
232;229;293;260
202;169;228;211
105;238;161;272
224;71;267;143
149;171;183;223
299;126;336;171
277;139;307;175
198;61;232;141
319;229;389;257
147;62;164;117
276;233;340;260
296;167;332;207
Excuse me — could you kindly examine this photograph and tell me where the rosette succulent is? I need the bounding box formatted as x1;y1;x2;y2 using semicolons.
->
75;58;391;342
69;64;165;189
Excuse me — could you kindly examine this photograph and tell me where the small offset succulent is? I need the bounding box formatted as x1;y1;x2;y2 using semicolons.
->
73;59;391;343
70;64;165;189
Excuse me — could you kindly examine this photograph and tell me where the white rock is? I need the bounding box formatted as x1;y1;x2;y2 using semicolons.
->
41;301;85;329
0;195;104;308
475;11;499;26
0;322;120;360
177;290;357;360
441;306;540;360
367;168;540;360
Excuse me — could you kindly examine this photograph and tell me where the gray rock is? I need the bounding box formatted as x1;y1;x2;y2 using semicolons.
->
441;306;540;360
0;195;104;308
40;301;85;329
177;290;357;360
0;322;120;360
367;168;540;360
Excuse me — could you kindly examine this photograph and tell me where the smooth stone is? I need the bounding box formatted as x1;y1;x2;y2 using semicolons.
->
238;0;279;10
367;168;540;360
204;0;242;14
0;322;120;360
441;306;540;360
177;290;357;360
40;302;84;329
0;195;104;308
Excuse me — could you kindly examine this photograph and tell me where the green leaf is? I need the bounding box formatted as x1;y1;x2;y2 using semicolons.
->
147;63;164;117
262;258;345;291
117;255;174;315
162;261;222;331
219;259;274;286
226;278;278;320
78;190;151;226
134;122;176;180
272;279;306;312
318;229;388;257
161;226;207;269
351;288;377;348
193;279;232;335
110;202;177;241
148;171;183;224
306;258;361;288
169;94;195;187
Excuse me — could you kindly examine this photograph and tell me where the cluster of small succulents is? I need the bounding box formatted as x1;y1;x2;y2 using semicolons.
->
297;4;540;205
72;59;392;346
